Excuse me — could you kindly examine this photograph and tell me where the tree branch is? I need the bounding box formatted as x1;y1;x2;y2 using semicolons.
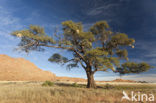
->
73;49;88;64
38;44;73;50
93;68;107;73
79;60;86;69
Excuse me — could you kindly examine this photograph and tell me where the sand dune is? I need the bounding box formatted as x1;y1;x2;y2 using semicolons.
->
0;54;56;81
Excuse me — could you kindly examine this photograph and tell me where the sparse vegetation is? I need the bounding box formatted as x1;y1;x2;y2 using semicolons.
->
42;81;54;87
0;81;155;103
138;81;148;83
103;83;114;89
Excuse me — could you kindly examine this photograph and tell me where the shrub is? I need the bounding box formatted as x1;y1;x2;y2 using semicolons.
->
72;82;79;87
138;81;148;83
103;83;114;89
42;81;54;87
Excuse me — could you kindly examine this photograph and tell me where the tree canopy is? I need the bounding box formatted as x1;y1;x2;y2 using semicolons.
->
11;20;153;88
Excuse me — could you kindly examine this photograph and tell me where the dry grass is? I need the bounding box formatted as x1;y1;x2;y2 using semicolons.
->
0;81;155;103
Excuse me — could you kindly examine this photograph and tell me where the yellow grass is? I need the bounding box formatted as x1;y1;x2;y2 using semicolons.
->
0;81;155;103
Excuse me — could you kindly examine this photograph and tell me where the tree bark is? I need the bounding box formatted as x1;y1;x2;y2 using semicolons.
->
86;71;96;88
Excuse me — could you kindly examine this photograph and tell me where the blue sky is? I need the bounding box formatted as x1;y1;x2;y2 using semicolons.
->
0;0;156;82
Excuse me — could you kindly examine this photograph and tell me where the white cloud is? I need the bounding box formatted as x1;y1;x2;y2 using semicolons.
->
0;5;23;40
136;41;156;58
0;5;19;25
87;3;120;16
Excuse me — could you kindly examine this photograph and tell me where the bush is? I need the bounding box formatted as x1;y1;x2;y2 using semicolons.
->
72;82;79;87
138;81;148;83
42;81;54;87
103;83;114;89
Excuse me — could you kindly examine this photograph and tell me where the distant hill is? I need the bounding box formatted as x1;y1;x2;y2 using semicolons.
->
56;77;86;82
112;79;136;83
0;54;56;81
0;54;136;83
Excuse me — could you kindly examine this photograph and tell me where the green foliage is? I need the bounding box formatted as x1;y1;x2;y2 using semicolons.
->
90;21;110;35
72;82;79;87
85;48;108;57
29;25;45;35
12;25;55;43
116;62;153;75
48;53;68;64
109;57;120;67
116;49;128;60
62;21;95;50
62;20;83;33
42;81;54;87
11;25;55;53
110;33;135;46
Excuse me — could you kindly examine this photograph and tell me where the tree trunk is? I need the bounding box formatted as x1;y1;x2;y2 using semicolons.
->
86;71;96;88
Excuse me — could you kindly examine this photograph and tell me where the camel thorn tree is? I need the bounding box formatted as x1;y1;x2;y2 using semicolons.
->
11;21;153;88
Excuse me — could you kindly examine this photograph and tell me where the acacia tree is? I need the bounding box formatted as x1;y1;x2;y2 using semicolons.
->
11;21;152;88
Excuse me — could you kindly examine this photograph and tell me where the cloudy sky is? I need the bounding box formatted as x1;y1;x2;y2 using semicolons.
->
0;0;155;82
